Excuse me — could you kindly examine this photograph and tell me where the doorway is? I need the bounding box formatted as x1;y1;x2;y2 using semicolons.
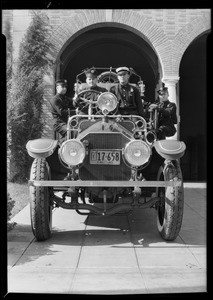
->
179;33;208;181
57;26;159;103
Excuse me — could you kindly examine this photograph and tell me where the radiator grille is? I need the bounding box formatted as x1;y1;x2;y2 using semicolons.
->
79;133;131;180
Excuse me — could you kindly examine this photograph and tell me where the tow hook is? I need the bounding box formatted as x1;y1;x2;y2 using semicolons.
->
133;186;141;204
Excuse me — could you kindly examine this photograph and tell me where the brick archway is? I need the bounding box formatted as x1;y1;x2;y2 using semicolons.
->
50;10;171;78
171;13;211;76
50;10;210;80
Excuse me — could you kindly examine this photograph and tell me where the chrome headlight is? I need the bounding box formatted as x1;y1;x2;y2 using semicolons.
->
124;140;151;167
59;139;86;166
97;92;118;114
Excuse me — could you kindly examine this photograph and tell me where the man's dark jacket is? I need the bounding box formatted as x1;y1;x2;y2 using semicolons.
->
110;83;144;116
49;93;75;142
157;100;177;137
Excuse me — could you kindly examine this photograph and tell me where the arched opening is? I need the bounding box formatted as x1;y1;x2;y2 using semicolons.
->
57;26;160;103
179;32;208;181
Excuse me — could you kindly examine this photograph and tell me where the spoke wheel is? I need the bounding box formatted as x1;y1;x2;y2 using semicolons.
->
75;89;102;114
156;160;184;241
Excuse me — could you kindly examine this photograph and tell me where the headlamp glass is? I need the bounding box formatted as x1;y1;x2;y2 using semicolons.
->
124;140;151;167
59;139;85;166
97;92;118;114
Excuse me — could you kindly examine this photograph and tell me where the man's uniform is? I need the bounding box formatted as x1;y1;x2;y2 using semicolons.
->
49;79;75;143
110;83;144;116
109;67;144;117
152;87;177;139
157;100;177;138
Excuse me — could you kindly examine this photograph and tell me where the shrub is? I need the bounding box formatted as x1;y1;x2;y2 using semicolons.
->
5;19;13;178
8;11;54;182
7;193;15;231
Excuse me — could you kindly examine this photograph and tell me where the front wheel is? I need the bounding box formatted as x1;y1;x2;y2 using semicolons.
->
156;160;184;241
29;158;52;241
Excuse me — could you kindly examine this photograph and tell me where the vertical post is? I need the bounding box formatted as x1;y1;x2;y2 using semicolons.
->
162;76;180;140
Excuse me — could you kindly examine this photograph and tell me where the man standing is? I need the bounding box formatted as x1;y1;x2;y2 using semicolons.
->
148;87;177;139
50;79;75;143
73;68;107;114
109;67;144;117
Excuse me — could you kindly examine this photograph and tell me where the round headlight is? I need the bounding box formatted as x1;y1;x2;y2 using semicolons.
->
59;139;85;166
124;140;151;167
97;92;118;114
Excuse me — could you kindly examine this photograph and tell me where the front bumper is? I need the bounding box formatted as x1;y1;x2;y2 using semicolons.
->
28;180;181;187
28;179;182;215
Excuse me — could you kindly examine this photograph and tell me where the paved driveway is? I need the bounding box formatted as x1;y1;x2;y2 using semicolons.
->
7;184;206;294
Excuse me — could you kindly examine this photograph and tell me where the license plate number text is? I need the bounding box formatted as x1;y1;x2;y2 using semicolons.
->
90;150;120;165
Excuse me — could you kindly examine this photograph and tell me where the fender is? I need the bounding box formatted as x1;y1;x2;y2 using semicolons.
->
154;139;186;160
26;138;58;159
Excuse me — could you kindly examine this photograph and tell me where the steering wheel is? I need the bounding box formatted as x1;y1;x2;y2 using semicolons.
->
74;89;102;114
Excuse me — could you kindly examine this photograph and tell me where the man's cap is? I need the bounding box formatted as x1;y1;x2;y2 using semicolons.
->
116;67;130;75
55;79;68;86
157;87;168;95
85;68;98;78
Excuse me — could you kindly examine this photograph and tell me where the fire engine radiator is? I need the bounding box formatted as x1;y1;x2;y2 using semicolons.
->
79;133;131;181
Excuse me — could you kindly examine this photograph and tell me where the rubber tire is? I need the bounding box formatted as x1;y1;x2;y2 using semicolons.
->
156;160;184;241
29;158;52;241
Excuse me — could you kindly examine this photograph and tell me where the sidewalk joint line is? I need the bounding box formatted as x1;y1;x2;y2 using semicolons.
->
184;202;206;220
126;214;149;294
178;234;205;270
11;237;36;268
67;217;88;293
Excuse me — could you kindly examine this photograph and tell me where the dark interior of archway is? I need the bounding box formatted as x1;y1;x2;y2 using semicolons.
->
61;27;159;103
179;33;208;181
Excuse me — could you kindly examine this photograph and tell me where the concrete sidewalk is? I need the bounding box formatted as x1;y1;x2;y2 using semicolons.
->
7;183;206;294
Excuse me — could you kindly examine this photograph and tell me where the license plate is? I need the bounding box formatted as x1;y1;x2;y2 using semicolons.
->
90;150;120;165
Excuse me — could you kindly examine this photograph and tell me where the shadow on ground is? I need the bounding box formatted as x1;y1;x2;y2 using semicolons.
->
8;203;205;268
